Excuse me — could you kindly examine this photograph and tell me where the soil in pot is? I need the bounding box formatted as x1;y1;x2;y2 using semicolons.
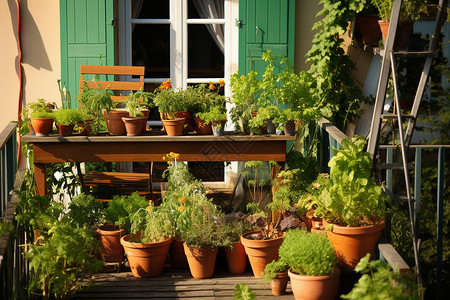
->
183;244;218;279
240;231;284;278
121;234;172;278
288;268;340;300
328;221;385;269
96;224;126;264
224;241;247;275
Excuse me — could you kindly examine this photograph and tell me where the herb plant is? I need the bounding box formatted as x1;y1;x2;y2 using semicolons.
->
68;193;104;231
371;0;427;21
278;229;338;276
196;105;227;124
234;283;256;300
104;192;149;232
124;89;144;117
129;204;174;243
53;108;83;125
261;259;289;283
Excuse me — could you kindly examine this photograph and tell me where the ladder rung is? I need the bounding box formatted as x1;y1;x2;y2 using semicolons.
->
392;51;438;58
377;163;413;170
381;114;415;119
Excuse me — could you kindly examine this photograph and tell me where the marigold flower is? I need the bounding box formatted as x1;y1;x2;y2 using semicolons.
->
160;79;172;90
178;205;186;212
146;205;154;211
219;79;225;86
240;75;244;79
209;83;216;90
177;196;187;204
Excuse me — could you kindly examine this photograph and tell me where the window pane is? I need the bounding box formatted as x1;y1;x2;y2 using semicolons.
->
188;24;224;78
133;0;169;19
188;0;224;19
132;24;170;78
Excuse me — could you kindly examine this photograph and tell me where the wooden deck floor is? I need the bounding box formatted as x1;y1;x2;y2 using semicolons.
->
73;266;293;300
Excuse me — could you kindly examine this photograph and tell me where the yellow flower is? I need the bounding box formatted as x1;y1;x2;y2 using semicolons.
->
240;75;244;79
146;205;154;211
219;79;225;86
178;205;186;212
177;196;187;204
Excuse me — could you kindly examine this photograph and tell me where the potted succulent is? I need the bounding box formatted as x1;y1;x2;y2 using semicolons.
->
53;108;83;136
279;229;340;300
120;202;174;278
27;98;56;136
262;259;289;296
309;136;388;268
122;89;147;136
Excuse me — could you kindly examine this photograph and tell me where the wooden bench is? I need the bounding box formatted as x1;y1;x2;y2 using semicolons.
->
77;65;157;199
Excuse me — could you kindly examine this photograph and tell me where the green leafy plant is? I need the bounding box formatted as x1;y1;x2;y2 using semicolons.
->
342;254;421;299
371;0;427;21
129;203;174;243
104;192;149;232
312;136;387;227
234;283;256;300
279;228;338;276
68;193;104;232
53;108;83;125
261;258;289;283
196;105;227;124
124;89;144;117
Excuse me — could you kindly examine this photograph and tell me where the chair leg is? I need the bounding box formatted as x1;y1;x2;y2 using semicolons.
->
76;162;89;194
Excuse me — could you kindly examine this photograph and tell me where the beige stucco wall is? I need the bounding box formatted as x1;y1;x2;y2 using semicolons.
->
0;0;61;132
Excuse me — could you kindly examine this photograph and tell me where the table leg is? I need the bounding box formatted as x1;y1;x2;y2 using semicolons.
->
34;163;47;196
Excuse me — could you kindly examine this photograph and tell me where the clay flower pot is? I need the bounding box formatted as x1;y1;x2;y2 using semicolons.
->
271;271;289;296
169;236;189;269
194;118;213;135
30;118;53;136
120;234;172;278
96;224;126;264
240;231;284;278
378;20;414;50
103;109;129;135
162;118;185;136
327;221;385;269
56;123;75;136
284;120;296;136
288;268;340;300
224;241;247;274
122;116;147;136
183;244;218;279
77;119;93;136
141;109;150;133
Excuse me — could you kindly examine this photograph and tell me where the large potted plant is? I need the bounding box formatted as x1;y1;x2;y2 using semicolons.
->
310;136;388;268
279;229;340;300
120;201;173;278
53;108;83;136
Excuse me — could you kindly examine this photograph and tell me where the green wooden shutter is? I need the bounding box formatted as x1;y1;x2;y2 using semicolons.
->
60;0;115;109
238;0;295;76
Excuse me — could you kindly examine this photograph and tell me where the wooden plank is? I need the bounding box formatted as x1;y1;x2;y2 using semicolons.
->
378;242;410;275
80;65;145;76
83;80;144;91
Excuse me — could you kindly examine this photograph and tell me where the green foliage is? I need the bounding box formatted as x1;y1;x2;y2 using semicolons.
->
104;192;149;232
53;108;83;125
68;193;104;231
371;0;427;21
306;0;366;131
196;105;227;124
342;254;421;299
124;89;145;117
154;89;186;115
313;136;387;226
261;259;289;283
233;283;256;300
279;229;337;276
129;204;174;243
25;217;102;300
0;220;14;238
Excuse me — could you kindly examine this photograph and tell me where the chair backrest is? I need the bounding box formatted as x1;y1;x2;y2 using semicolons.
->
79;65;145;102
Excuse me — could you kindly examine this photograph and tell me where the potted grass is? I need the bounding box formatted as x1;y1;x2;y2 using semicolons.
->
122;89;147;136
121;201;174;278
262;259;290;296
53;108;83;136
310;136;388;269
279;229;340;300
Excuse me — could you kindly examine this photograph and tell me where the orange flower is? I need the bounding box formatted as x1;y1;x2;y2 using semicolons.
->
160;79;172;90
177;197;187;204
209;81;216;90
178;205;186;212
219;79;225;86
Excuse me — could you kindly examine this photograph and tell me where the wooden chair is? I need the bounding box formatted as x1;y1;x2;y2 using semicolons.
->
77;65;156;200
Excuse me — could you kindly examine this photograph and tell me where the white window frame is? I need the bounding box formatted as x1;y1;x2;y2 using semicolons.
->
118;0;239;189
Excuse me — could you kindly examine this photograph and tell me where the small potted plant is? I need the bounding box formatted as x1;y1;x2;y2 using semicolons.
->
191;81;226;134
53;108;83;136
279;229;340;300
27;98;56;136
310;136;388;268
262;259;289;296
220;218;252;275
122;89;147;136
196;105;228;136
120;201;174;278
249;105;281;134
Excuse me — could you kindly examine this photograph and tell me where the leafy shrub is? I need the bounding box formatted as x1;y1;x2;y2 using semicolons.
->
68;193;104;231
104;192;149;232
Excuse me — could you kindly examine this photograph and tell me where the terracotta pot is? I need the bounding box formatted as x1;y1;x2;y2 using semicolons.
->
211;120;226;136
56;123;75;136
271;271;289;296
240;231;284;278
194;118;213;135
356;15;382;46
30;118;53;136
28;123;36;135
120;234;172;278
169;236;189;269
328;221;385;269
77;119;93;136
224;242;247;274
378;20;414;50
122;116;147;136
284;120;296;136
183;244;218;279
162;118;185;136
165;111;193;131
141;109;150;133
288;268;340;300
96;224;126;263
103;109;129;135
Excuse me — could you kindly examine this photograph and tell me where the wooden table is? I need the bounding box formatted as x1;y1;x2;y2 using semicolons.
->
22;133;294;196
